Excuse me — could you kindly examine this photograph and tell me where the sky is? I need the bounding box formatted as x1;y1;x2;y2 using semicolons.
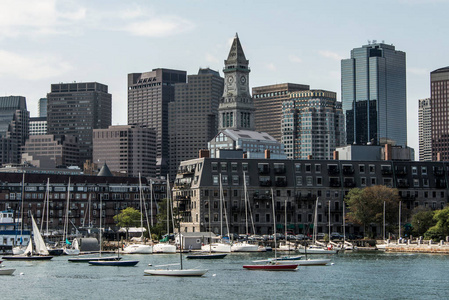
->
1;0;448;158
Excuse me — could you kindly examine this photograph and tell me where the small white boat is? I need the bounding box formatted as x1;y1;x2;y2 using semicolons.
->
296;258;331;266
153;243;176;254
297;245;338;254
12;246;26;256
231;241;259;252
201;243;231;253
144;268;208;276
0;267;15;275
122;244;153;254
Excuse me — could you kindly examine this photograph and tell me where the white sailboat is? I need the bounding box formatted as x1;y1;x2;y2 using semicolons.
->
231;172;259;252
12;173;26;255
123;173;153;254
201;174;231;253
63;179;80;255
3;213;53;260
153;178;176;254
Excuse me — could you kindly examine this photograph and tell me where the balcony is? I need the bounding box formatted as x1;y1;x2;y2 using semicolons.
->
436;179;446;189
328;166;340;175
342;166;354;175
381;168;393;175
395;167;407;177
344;181;355;188
396;180;409;188
274;166;286;174
258;165;270;175
433;168;445;176
259;180;272;187
295;194;316;201
329;179;341;187
253;192;272;201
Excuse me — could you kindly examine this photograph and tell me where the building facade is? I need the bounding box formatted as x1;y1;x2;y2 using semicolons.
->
128;68;187;178
282;90;345;160
419;98;432;161
430;67;449;161
38;98;47;117
174;157;448;237
93;125;156;177
0;96;29;165
253;83;309;142
341;42;407;147
168;68;224;179
21;134;80;168
29;117;47;136
47;82;112;166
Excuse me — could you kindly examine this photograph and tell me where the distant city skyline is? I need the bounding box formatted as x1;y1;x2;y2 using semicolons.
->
1;1;448;158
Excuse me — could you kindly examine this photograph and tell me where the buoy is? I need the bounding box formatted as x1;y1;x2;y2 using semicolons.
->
212;274;216;277
148;263;152;266
20;272;24;275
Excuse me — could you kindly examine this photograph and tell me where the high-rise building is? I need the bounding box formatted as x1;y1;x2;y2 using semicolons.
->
168;68;224;178
209;34;285;159
29;117;47;135
93;125;156;177
341;42;407;147
128;68;187;178
282;90;345;159
0;96;29;165
253;83;309;142
419;98;432;161
47;82;112;166
38;98;47;117
430;67;449;161
21;134;79;168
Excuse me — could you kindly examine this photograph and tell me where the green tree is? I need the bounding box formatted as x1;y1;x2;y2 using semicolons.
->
410;208;436;237
345;185;401;238
113;207;142;240
425;206;449;241
151;198;180;240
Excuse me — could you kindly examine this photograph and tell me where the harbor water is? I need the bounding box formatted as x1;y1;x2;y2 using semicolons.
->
2;251;448;299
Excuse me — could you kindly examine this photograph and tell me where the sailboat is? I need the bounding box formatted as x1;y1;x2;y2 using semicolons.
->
63;179;80;256
144;190;208;276
243;189;298;271
123;173;153;254
3;213;53;260
12;173;27;255
89;238;139;266
68;195;120;262
201;174;231;253
153;178;177;254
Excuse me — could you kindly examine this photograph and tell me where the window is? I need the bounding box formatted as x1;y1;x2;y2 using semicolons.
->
422;166;427;175
242;163;248;172
296;176;302;186
423;179;429;187
316;177;322;186
305;164;311;172
266;214;270;223
232;175;239;185
371;178;376;185
369;165;375;173
212;175;219;185
231;163;238;172
221;162;227;171
412;166;418;175
315;164;321;173
295;163;301;172
361;177;366;186
306;176;313;186
359;165;365;173
413;179;419;187
211;162;218;171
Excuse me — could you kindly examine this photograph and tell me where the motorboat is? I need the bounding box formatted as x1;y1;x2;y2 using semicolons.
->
200;242;231;253
0;267;15;275
297;244;338;254
231;241;259;252
122;244;153;254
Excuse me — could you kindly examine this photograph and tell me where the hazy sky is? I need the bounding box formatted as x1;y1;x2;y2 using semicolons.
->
1;0;448;157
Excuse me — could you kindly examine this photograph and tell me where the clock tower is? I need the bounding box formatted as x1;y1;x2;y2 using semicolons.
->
219;33;255;131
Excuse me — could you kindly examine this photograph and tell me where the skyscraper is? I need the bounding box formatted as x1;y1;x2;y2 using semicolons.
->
47;82;112;166
419;98;432;161
38;98;47;117
430;67;449;161
128;68;187;178
282;90;345;160
168;68;224;178
341;42;407;147
253;83;309;142
0;96;29;164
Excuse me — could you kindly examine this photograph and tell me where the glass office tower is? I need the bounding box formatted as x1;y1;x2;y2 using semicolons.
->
341;42;406;147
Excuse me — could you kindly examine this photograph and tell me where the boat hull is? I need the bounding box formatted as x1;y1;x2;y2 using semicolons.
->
122;244;153;254
153;243;176;254
297;259;331;266
0;268;15;275
200;243;231;253
89;260;139;266
2;255;53;260
243;264;298;271
231;243;259;252
144;269;208;276
186;253;227;259
68;256;121;262
297;248;338;254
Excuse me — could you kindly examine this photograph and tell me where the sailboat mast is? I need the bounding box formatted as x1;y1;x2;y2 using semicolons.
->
399;201;401;239
64;178;71;243
383;201;386;241
271;189;277;261
167;180;169;236
46;178;50;236
139;173;143;239
150;181;154;227
243;172;248;235
284;200;287;244
219;174;223;237
343;201;346;243
100;193;102;256
328;200;331;239
20;172;25;237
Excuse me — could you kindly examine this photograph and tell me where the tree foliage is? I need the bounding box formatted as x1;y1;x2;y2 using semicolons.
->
410;208;436;237
424;206;449;240
113;207;142;239
151;198;180;239
345;185;401;238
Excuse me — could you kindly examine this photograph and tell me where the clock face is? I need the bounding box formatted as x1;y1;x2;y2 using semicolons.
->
240;76;246;84
227;76;234;84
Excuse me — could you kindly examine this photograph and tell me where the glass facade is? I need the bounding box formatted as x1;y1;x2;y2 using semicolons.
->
341;43;407;147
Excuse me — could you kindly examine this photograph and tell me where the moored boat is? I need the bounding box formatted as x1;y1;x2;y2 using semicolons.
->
88;260;138;266
0;267;15;275
186;253;227;259
144;268;208;276
243;263;298;271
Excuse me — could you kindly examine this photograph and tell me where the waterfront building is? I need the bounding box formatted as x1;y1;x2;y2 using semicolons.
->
0;172;167;239
281;90;345;160
128;68;187;178
0;96;29;165
93;125;157;178
47;82;112;166
209;34;285;159
21;134;80;168
38;98;47;117
168;68;224;180
430;67;449;161
253;83;309;142
174;156;447;237
419;98;432;161
29;117;47;136
341;42;407;147
336;144;414;161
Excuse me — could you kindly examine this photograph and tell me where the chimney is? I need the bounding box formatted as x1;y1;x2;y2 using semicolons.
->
265;149;270;159
333;151;339;160
307;155;313;160
243;153;247;159
437;152;442;162
384;144;392;161
199;149;210;158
